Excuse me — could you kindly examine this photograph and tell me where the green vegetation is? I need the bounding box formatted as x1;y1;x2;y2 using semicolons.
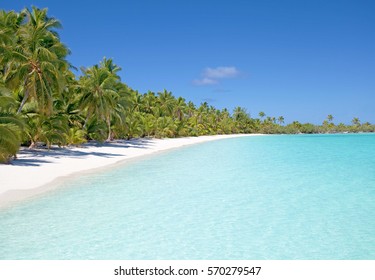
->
0;7;374;163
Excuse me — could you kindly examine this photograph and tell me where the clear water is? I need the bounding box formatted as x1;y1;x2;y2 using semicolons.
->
0;134;374;259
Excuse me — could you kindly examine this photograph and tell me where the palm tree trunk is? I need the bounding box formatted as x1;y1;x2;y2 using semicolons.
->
106;116;112;141
17;90;29;114
83;112;91;129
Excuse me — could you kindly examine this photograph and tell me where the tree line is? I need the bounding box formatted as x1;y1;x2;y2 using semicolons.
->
0;7;374;163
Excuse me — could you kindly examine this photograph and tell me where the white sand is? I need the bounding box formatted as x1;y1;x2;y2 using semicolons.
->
0;134;260;206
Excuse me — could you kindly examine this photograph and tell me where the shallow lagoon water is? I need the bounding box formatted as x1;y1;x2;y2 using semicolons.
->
1;134;374;259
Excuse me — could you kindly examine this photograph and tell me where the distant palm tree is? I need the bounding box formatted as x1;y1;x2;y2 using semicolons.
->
233;107;247;121
157;90;175;117
327;114;334;122
100;57;121;75
277;116;285;125
292;121;302;130
186;101;196;118
174;96;186;121
142;91;156;114
79;61;120;141
233;107;251;132
352;117;360;126
259;111;265;119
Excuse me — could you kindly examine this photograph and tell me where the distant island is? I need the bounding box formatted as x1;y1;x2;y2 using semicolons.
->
1;7;374;163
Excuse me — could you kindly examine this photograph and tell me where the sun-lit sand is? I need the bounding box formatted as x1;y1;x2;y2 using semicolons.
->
0;134;260;206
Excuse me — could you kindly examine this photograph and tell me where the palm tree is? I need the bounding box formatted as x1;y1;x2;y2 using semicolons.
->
157;89;174;117
141;113;156;137
277;116;285;125
21;106;69;148
78;60;120;141
2;7;70;115
0;96;23;163
292;121;302;132
142;91;156;114
100;57;121;76
259;111;265;120
352;117;360;126
186;101;196;118
0;114;23;163
0;10;24;46
233;107;251;133
173;96;186;121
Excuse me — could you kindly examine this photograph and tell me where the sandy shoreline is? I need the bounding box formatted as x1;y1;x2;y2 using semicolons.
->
0;134;261;207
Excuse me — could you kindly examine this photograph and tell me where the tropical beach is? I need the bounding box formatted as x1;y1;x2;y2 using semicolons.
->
1;0;375;271
0;134;255;207
1;5;375;165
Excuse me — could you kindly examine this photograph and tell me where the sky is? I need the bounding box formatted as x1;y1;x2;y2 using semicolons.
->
2;0;375;124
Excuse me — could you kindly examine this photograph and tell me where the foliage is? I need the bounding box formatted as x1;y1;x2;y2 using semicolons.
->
0;98;23;162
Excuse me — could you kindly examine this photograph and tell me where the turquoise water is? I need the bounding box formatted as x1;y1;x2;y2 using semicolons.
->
0;134;375;259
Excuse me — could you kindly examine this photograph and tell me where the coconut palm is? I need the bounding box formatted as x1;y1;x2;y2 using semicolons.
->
2;7;70;115
0;96;23;162
142;91;156;115
100;57;121;76
157;90;175;117
233;107;251;132
173;96;186;121
352;117;360;126
0;114;23;163
0;10;24;46
78;60;120;141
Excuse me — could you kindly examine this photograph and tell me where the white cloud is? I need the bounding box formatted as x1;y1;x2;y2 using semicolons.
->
204;66;239;79
192;77;218;85
193;66;240;86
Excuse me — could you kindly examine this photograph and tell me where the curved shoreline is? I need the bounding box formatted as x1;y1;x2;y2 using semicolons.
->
0;134;262;208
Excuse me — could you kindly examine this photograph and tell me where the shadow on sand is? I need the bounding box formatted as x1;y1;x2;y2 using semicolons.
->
11;138;155;167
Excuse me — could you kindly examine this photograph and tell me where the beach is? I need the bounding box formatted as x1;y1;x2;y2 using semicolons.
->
0;134;255;207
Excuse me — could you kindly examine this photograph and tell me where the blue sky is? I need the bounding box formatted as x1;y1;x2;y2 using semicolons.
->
3;0;375;124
